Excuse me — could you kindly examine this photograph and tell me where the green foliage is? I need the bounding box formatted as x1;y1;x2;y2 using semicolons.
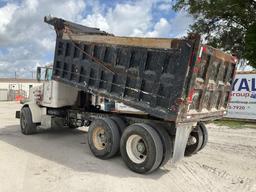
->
173;0;256;68
244;24;256;66
214;120;256;129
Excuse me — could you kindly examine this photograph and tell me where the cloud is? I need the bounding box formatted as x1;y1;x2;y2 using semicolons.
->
146;18;171;37
0;0;193;78
105;1;153;36
81;13;110;32
81;2;193;38
0;0;86;78
169;11;194;37
81;1;153;36
0;3;17;33
0;3;18;44
157;2;171;11
1;0;86;46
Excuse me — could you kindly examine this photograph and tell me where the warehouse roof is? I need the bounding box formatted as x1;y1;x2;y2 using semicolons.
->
0;78;40;83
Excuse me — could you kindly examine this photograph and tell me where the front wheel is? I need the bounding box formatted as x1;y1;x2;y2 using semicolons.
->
20;107;37;135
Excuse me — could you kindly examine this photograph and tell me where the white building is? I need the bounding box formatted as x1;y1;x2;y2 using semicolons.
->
0;78;42;101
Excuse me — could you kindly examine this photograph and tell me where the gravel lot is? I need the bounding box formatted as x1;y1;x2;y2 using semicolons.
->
0;102;256;192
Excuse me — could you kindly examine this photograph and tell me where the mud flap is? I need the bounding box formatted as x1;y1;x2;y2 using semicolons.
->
171;122;195;163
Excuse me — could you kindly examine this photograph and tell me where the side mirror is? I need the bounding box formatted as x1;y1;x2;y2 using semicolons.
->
45;68;53;81
36;67;41;81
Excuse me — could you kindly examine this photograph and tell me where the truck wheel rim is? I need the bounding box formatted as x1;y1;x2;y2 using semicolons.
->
187;135;197;145
92;127;107;150
126;134;147;164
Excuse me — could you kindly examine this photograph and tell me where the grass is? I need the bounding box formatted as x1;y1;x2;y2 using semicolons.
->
214;119;256;129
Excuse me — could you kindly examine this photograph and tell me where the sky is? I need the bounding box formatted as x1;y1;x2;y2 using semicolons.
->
0;0;194;78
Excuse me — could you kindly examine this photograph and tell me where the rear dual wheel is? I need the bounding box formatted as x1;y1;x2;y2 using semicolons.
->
185;122;208;156
88;118;120;159
120;123;163;174
146;123;173;166
88;116;127;159
198;122;208;151
88;118;173;173
120;123;172;174
110;116;127;134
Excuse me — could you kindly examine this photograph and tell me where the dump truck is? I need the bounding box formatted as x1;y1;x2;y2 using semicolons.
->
16;16;237;174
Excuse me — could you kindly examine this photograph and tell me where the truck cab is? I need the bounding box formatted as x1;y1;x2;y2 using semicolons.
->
33;66;78;108
17;66;79;133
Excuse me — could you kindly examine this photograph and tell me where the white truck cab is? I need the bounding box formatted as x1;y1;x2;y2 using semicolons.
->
16;66;79;133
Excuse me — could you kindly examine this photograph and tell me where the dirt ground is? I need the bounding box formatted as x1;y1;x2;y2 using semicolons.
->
0;102;255;192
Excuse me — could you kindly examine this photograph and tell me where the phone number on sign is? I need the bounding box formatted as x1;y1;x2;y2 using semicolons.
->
228;105;245;110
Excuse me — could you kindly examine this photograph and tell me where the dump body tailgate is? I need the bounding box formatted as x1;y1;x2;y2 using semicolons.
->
177;45;236;122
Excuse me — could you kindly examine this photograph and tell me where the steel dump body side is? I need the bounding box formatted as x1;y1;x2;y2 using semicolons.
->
48;18;236;123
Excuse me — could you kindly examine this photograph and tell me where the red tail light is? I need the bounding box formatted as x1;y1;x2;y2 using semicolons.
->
187;88;195;103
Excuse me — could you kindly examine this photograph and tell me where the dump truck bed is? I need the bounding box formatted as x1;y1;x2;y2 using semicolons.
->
46;17;236;123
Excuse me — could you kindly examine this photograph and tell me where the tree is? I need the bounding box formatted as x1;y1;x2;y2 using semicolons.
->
173;0;256;68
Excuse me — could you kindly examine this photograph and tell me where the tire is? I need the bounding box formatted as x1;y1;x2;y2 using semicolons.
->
198;122;208;151
110;116;127;135
184;124;203;156
147;123;173;167
20;107;37;135
88;118;120;159
120;123;163;174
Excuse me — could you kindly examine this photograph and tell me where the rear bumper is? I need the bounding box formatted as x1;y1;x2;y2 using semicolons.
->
16;111;20;119
179;109;226;123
